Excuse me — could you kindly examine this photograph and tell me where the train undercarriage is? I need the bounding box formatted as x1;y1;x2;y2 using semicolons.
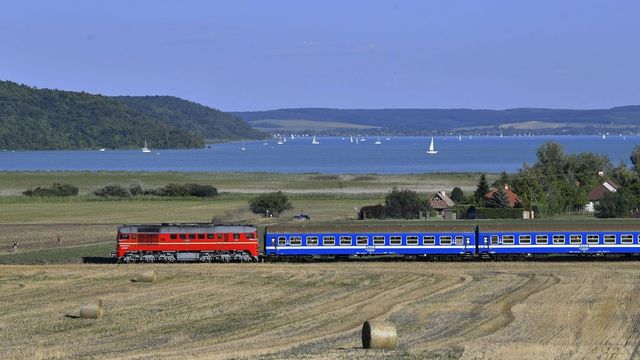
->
119;250;258;263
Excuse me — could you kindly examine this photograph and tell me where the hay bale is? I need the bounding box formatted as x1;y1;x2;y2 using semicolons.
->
361;320;397;349
79;299;104;319
133;270;157;283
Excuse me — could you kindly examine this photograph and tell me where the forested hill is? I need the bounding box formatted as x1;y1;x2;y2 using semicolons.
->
235;107;640;134
115;96;263;141
0;81;262;150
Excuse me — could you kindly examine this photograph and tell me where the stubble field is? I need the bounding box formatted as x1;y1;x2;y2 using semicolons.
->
1;262;639;359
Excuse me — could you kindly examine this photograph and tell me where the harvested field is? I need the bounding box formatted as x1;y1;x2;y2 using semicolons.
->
1;262;639;359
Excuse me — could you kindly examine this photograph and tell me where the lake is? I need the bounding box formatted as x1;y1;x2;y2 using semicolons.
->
0;135;637;174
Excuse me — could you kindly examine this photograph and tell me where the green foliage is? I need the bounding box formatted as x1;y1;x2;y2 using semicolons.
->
474;174;490;205
491;171;510;188
0;81;262;150
630;145;640;175
358;204;386;219
450;187;465;203
475;207;523;219
486;187;511;208
511;142;614;215
595;190;636;218
249;191;293;217
23;183;79;197
384;188;429;219
115;96;263;141
93;184;132;198
152;183;218;198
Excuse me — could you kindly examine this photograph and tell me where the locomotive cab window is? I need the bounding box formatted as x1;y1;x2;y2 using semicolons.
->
406;236;419;245
170;234;177;240
217;233;223;239
390;236;402;245
490;235;499;245
587;234;599;244
536;235;548;244
246;232;256;239
519;235;531;244
307;236;318;246
621;234;633;244
119;233;129;239
423;236;435;245
502;235;514;245
340;236;352;246
604;235;616;244
290;236;302;246
278;236;286;246
323;236;335;246
179;234;187;239
198;234;205;239
189;234;196;240
233;233;240;240
552;235;565;244
440;236;452;245
570;234;582;244
356;236;368;245
373;236;385;245
207;234;214;239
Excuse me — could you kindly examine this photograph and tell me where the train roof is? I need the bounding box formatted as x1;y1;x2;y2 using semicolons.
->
118;223;257;234
480;223;640;232
266;224;475;234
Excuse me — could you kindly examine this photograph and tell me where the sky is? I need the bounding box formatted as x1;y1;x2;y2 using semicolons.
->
1;1;639;111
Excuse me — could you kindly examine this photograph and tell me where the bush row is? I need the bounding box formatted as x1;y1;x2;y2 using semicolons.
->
94;183;218;198
23;183;79;197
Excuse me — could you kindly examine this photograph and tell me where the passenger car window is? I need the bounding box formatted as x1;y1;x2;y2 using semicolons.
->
323;236;335;245
552;235;565;244
490;235;499;245
455;236;464;245
621;234;633;244
502;235;514;245
570;234;581;244
389;236;402;245
278;236;286;246
340;236;352;245
356;236;368;245
423;236;435;245
535;235;548;244
170;234;177;239
307;236;318;246
587;234;599;244
440;236;452;245
519;235;531;244
373;236;385;245
290;236;302;246
604;235;616;244
406;236;418;245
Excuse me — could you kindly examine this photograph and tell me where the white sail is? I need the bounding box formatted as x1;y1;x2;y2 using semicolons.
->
142;140;151;153
374;136;382;145
312;136;320;145
458;134;462;141
426;137;438;154
350;135;354;143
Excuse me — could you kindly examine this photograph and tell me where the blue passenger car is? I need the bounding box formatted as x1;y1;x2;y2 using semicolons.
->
264;224;476;258
478;223;640;257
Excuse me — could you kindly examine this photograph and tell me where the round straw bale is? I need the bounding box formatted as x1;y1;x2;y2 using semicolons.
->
134;270;157;283
361;320;397;349
79;299;104;319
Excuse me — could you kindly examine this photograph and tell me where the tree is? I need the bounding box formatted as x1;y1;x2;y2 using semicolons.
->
384;188;429;219
491;171;510;188
249;191;292;217
93;184;131;198
595;190;636;218
630;145;640;175
474;174;490;205
485;187;511;208
450;187;465;203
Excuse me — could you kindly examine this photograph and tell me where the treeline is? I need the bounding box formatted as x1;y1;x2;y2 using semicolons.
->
22;182;218;198
0;81;262;150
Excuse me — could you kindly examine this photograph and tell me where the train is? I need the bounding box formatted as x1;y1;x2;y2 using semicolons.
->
115;222;640;263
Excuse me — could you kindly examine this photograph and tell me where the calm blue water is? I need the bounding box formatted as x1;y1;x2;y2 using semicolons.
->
0;136;637;173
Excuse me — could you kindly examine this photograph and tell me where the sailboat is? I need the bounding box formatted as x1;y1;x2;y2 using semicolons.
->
426;137;438;155
355;138;359;144
350;135;354;143
602;134;606;140
241;141;246;151
291;134;295;140
312;136;320;145
374;136;382;145
142;140;151;153
458;134;462;141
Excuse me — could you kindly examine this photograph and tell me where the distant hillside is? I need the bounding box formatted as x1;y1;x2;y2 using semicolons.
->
115;96;263;141
0;81;263;150
235;107;640;134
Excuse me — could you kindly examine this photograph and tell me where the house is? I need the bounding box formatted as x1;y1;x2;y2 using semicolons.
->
484;184;522;208
585;180;618;213
429;191;456;216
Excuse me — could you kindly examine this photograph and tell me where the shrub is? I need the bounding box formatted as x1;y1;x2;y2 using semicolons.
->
450;187;465;203
249;191;292;217
358;204;386;219
156;183;218;197
23;183;79;197
93;184;131;198
129;181;144;196
384;188;430;219
475;207;522;219
185;183;218;197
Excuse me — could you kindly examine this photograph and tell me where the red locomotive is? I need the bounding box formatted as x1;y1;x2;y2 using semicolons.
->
116;223;259;263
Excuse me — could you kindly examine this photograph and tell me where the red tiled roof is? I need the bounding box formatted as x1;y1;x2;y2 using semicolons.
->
429;191;455;210
484;185;522;208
